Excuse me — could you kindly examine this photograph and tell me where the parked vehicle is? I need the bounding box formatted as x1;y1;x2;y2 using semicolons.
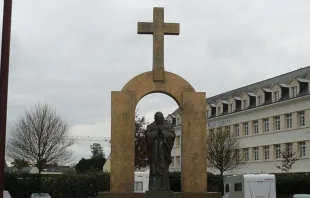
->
3;190;11;198
134;171;149;193
223;174;276;198
293;195;310;198
30;193;51;198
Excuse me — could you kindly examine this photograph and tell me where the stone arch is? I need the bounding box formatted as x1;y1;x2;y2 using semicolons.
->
121;71;196;107
111;71;207;193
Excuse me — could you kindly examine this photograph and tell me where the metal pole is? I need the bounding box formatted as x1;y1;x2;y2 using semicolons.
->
0;0;13;197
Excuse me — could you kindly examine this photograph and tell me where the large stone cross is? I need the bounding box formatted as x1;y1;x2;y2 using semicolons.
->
138;7;179;82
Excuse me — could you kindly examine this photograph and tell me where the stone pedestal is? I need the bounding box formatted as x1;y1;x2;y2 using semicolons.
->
98;192;221;198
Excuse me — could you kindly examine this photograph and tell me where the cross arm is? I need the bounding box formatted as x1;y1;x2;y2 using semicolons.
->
137;22;153;34
164;23;180;35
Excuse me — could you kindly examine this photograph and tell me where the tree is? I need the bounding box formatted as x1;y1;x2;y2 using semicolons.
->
276;145;299;172
90;143;105;159
6;103;75;174
135;110;148;169
206;127;246;193
11;158;29;171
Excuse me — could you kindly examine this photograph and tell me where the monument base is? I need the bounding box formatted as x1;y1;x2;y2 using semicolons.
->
98;192;221;198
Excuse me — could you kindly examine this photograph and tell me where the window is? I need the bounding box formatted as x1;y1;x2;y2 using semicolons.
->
286;113;292;129
299;142;306;157
253;147;259;161
244;122;249;136
257;95;263;106
217;106;221;116
229;103;234;113
299;111;305;127
264;146;270;160
274;91;280;102
275;116;281;131
176;136;181;147
171;157;175;167
225;184;230;193
243;99;248;109
286;143;293;155
253;120;259;134
291;86;298;97
225;126;231;138
244;148;249;161
234;124;240;137
234;183;242;191
134;182;143;191
235;150;240;162
275;144;281;159
264;118;269;133
209;129;214;137
176;156;181;167
176;118;180;125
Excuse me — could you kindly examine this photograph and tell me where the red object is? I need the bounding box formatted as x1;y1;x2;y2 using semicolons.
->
0;0;13;197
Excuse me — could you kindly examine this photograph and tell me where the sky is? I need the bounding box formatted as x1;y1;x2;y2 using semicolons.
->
2;0;310;164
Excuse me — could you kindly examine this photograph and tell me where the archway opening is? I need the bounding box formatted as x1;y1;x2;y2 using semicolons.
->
133;93;179;192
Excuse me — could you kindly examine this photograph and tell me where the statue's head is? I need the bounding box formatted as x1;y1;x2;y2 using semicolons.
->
154;112;164;125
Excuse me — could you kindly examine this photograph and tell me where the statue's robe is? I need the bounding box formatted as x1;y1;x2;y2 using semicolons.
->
145;120;176;191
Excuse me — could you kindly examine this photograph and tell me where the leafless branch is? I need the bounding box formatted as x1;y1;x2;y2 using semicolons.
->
6;103;75;173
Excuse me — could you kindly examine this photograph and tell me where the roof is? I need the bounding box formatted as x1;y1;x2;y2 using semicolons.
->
207;66;310;104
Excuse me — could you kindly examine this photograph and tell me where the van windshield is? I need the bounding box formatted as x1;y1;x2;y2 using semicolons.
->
247;181;274;197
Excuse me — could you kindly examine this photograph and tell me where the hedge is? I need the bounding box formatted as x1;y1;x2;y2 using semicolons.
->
4;172;310;198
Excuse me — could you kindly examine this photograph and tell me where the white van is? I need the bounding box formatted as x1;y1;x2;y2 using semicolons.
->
134;171;149;193
223;174;276;198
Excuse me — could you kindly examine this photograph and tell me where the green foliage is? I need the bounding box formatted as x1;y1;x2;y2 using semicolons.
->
75;157;106;173
4;172;310;197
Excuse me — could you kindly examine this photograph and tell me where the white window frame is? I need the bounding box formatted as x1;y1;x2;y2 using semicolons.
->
264;146;270;160
299;142;306;157
264;118;269;133
244;122;249;136
229;103;234;113
275;116;281;131
275;144;281;159
291;86;298;97
244;148;249;161
176;156;181;167
243;99;248;109
253;147;259;161
273;91;280;102
217;106;221;116
286;113;292;129
234;124;240;137
257;95;263;106
286;143;293;155
253;120;259;134
299;111;305;127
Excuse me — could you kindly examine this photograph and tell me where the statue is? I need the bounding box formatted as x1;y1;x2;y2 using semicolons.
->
145;112;176;191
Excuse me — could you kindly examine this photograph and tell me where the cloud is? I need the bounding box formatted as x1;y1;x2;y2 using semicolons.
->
3;0;310;162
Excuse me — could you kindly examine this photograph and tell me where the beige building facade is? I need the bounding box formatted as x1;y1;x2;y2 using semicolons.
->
167;67;310;174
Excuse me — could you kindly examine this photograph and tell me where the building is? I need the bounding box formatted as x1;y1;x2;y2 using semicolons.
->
19;165;73;175
167;66;310;174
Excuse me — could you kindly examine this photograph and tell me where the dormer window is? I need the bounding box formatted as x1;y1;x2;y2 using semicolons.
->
217;106;221;116
273;91;280;102
243;99;248;109
291;86;298;97
257;95;263;106
229;103;234;113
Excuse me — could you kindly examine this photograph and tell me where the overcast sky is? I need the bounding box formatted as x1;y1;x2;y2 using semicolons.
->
3;0;310;164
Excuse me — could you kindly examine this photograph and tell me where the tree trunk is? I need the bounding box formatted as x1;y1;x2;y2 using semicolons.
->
220;171;224;196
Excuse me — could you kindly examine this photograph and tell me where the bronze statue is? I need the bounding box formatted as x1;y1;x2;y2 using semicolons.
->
145;112;176;191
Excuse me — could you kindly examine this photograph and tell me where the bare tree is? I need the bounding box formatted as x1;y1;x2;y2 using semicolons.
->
276;144;299;172
206;127;246;178
7;103;75;174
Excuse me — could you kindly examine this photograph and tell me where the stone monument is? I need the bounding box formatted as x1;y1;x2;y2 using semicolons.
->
99;7;221;198
145;112;176;191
